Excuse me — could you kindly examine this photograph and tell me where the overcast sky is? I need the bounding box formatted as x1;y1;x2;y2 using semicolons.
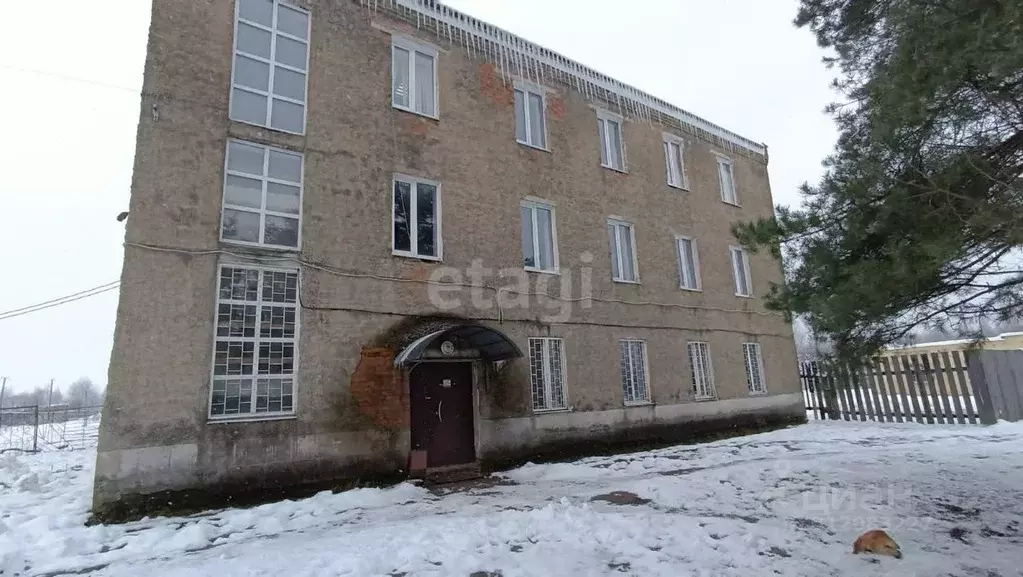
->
0;0;837;395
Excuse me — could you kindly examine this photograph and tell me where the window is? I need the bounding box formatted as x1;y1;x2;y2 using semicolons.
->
688;342;715;399
675;236;701;291
730;246;753;297
393;175;441;260
620;339;649;404
529;338;566;411
743;342;767;394
392;37;437;118
716;155;739;205
597;111;626;171
663;136;688;189
607;219;638;283
210;265;298;419
521;200;558;273
514;82;547;149
221;140;303;249
230;0;309;134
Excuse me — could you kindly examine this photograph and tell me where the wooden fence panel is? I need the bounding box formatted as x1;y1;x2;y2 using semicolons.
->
894;355;923;423
872;359;894;422
950;351;978;424
941;351;965;423
910;355;936;424
878;356;902;423
862;363;883;422
812;363;829;420
918;353;947;423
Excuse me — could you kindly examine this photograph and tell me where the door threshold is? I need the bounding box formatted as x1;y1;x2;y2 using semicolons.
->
423;462;483;485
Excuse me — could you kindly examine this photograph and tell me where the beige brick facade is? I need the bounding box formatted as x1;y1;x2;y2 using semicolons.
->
94;0;803;514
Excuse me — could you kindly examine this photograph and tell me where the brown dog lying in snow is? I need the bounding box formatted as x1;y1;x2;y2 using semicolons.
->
853;529;902;559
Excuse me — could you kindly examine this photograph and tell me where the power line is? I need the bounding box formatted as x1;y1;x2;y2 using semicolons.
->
0;282;121;322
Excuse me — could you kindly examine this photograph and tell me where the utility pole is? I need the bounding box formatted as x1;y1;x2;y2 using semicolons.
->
47;378;54;407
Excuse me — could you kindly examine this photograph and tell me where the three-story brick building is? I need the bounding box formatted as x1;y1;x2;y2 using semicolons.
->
95;0;804;514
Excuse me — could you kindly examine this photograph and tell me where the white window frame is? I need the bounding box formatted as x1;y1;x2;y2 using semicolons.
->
528;337;568;412
514;81;549;151
521;199;560;274
715;154;739;205
607;218;640;283
596;109;627;172
229;0;310;135
663;134;689;190
620;339;651;405
743;342;768;395
730;245;753;297
674;235;702;291
391;36;439;120
209;263;300;422
392;174;443;261
220;139;304;250
687;341;716;400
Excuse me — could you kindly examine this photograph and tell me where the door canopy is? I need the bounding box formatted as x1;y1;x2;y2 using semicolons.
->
394;323;523;365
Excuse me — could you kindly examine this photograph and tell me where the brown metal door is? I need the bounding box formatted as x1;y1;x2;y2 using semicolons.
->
410;362;476;468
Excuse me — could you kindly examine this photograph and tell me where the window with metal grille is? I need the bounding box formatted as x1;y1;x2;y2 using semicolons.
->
221;140;303;249
688;341;715;399
392;36;438;118
210;265;298;419
528;338;566;411
514;82;548;150
597;110;626;171
743;342;767;394
619;339;649;404
663;135;688;190
230;0;309;134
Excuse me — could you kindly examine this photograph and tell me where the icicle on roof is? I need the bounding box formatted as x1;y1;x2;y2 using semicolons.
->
359;0;767;160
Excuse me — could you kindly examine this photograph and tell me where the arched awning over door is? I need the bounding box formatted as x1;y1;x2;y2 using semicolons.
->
393;323;522;365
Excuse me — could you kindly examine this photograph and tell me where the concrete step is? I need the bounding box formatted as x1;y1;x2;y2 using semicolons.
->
424;462;483;484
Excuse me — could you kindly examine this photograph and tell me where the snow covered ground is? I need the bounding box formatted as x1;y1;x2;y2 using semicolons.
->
2;420;1022;577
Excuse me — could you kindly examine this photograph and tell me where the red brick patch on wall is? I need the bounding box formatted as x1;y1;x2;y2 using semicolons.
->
548;96;565;120
478;62;513;108
350;347;409;430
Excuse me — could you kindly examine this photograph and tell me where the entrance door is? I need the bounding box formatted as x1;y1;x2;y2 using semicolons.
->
410;362;476;468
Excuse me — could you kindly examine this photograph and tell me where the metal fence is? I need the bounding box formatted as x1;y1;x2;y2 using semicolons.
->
0;404;102;453
800;349;1023;425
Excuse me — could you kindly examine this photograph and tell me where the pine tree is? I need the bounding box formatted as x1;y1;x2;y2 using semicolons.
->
735;0;1023;361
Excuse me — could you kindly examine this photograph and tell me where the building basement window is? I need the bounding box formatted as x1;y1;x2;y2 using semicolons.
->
744;342;767;394
221;140;303;249
393;174;441;260
230;0;310;134
688;341;716;400
620;339;649;404
210;265;298;419
529;337;566;411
